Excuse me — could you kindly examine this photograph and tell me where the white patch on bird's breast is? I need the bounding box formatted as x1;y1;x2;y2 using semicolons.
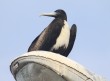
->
51;20;70;50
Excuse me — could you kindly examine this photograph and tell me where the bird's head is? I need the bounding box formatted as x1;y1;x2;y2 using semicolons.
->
40;9;67;21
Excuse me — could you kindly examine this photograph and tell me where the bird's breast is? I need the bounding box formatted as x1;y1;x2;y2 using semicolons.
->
51;20;70;50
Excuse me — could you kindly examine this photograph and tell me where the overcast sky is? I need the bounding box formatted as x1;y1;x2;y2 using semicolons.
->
0;0;110;81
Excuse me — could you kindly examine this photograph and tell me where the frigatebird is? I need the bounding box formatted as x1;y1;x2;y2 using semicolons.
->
28;9;77;57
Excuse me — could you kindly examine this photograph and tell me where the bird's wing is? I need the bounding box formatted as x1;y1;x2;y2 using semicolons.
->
28;19;63;52
28;28;47;52
28;35;40;52
63;24;77;57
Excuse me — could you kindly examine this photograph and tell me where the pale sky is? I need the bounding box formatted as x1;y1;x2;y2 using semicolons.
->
0;0;110;81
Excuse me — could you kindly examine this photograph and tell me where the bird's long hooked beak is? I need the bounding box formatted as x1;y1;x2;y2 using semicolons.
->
40;12;57;17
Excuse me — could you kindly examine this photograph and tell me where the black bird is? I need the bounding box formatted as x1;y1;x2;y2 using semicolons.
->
28;9;77;57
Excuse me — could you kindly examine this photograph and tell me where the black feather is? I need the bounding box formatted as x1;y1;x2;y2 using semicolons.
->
28;18;64;52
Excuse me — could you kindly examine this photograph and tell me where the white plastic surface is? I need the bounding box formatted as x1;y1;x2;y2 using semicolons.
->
10;51;106;81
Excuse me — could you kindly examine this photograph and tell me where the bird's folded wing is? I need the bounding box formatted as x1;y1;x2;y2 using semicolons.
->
28;19;63;51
